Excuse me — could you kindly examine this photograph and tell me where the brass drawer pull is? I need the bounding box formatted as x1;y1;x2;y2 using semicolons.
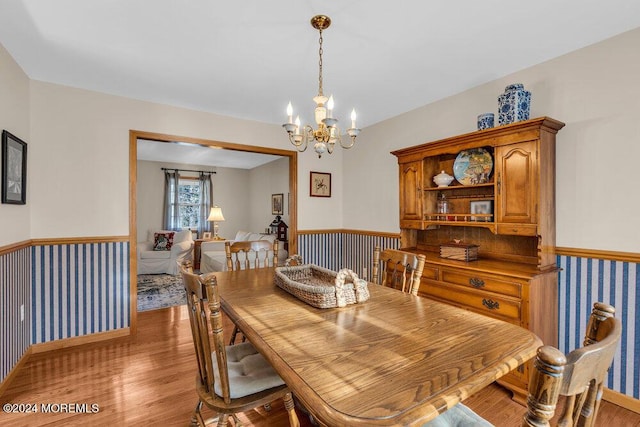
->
469;277;485;288
482;299;500;310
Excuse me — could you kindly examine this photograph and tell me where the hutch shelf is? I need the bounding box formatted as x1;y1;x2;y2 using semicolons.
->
391;117;565;403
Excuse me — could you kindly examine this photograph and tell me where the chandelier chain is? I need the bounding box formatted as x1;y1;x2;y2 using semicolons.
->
318;29;324;97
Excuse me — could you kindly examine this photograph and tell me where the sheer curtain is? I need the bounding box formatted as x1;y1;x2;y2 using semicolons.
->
163;170;181;230
198;172;213;237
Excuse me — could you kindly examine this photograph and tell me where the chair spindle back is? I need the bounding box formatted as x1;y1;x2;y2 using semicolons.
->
372;246;426;295
180;263;231;404
225;240;278;271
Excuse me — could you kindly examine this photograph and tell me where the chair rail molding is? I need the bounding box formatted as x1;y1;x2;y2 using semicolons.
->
1;232;639;409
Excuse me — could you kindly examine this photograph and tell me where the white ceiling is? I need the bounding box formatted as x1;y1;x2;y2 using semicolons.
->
1;1;640;130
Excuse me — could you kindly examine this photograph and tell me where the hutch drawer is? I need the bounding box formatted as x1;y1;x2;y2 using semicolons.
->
421;265;439;280
495;224;537;236
424;282;522;323
439;268;522;298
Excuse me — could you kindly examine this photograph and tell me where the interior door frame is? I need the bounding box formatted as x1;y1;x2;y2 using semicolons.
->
128;130;298;333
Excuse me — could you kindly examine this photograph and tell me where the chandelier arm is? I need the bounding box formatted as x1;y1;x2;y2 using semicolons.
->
288;132;308;152
339;135;356;149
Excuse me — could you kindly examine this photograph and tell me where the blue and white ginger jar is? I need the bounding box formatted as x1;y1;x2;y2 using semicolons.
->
498;83;531;125
477;113;494;130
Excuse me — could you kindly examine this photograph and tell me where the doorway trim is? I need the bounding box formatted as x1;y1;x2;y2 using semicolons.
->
128;130;298;333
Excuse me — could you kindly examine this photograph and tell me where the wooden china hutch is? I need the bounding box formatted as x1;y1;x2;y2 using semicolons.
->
391;117;565;403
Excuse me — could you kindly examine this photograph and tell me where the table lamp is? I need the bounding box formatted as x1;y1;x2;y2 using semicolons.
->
207;206;225;240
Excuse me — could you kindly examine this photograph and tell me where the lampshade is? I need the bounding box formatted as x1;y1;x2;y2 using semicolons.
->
207;206;225;222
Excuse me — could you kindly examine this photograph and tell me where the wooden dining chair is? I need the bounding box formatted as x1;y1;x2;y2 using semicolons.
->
225;240;278;345
179;262;300;427
423;302;622;427
225;240;278;271
371;246;426;295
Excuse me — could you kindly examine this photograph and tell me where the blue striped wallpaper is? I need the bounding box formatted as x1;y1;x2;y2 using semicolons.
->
31;242;130;344
558;255;639;399
299;231;640;400
297;232;400;280
0;246;31;385
1;234;638;401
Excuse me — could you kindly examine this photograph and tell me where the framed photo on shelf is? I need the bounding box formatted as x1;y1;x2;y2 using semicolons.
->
2;130;27;205
470;200;493;222
310;171;331;197
202;232;212;239
271;193;284;215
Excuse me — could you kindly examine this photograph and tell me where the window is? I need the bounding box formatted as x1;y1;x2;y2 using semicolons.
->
177;178;201;230
164;172;211;234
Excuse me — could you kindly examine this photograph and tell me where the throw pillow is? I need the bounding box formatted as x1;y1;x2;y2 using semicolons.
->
153;232;175;251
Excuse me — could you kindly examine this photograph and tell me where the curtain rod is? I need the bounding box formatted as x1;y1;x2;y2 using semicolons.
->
161;167;216;174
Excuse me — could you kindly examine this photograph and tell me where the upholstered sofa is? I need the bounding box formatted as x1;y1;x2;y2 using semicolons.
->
137;229;194;275
200;230;287;273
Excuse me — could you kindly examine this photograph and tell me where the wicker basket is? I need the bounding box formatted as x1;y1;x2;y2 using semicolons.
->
274;264;370;309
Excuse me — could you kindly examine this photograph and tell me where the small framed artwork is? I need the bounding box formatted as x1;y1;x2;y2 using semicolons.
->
202;232;212;239
272;193;284;215
2;130;27;205
310;171;331;197
470;200;493;222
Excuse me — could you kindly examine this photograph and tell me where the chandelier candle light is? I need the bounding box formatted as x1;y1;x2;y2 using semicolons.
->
283;15;361;158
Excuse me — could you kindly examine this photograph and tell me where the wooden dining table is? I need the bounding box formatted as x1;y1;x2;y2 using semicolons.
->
214;267;542;426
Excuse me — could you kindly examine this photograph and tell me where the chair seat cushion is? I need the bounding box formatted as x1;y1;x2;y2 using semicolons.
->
139;250;171;260
212;342;285;398
422;403;493;427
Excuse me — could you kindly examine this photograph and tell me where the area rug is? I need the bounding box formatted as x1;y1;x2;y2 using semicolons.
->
137;274;186;312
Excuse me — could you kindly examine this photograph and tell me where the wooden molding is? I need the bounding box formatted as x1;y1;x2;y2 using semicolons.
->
0;239;31;256
30;328;131;354
1;236;129;254
604;388;640;414
298;229;401;239
9;236;638;265
0;346;31;397
129;131;138;335
31;236;129;246
128;129;299;339
294;234;640;263
555;246;640;263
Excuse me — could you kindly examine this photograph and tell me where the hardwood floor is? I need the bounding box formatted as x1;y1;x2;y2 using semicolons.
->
1;304;638;426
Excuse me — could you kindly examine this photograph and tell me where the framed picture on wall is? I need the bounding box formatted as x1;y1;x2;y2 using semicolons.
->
272;193;284;215
2;130;27;205
310;171;331;197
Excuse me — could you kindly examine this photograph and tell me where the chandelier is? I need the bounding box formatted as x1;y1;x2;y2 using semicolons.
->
282;15;360;158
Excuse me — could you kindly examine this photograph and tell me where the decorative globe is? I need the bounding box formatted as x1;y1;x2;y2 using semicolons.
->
313;141;327;157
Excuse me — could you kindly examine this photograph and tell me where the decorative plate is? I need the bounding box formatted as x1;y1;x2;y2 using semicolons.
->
453;148;493;185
